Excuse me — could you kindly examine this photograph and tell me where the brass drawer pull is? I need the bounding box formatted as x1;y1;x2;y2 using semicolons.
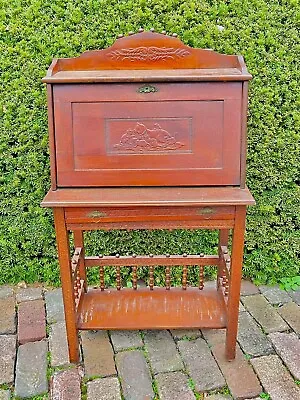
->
87;211;106;218
137;85;158;93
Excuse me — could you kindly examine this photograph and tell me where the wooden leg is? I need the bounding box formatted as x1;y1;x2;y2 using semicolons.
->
219;229;229;248
218;229;230;289
225;206;246;361
73;230;87;292
53;208;80;363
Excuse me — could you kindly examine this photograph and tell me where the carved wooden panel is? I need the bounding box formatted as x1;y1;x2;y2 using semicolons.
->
53;82;242;187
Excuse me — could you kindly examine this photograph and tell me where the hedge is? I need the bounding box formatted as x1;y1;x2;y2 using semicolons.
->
0;0;299;286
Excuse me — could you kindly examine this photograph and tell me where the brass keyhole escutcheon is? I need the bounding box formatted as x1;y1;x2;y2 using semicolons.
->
197;207;214;215
87;210;106;218
137;85;158;93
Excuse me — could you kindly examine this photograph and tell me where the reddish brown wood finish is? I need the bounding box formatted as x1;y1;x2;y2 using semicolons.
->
77;288;227;330
53;208;79;363
42;31;251;77
42;31;254;363
225;206;247;360
42;187;255;208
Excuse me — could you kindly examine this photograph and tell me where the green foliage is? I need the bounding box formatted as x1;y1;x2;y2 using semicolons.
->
259;393;271;400
0;0;299;285
279;276;300;291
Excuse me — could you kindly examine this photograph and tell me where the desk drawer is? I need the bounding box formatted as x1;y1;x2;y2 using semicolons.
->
65;206;235;224
54;82;242;187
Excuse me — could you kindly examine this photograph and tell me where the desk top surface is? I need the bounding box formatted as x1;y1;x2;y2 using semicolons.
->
41;186;255;208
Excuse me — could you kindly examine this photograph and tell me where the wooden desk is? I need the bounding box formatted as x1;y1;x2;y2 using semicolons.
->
42;30;254;363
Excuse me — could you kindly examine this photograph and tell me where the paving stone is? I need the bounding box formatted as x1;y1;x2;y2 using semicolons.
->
16;287;43;303
278;301;300;334
240;280;260;296
0;286;14;299
0;296;16;334
201;328;226;346
0;390;11;400
204;395;232;400
251;354;300;400
269;332;300;380
259;285;291;305
211;343;262;399
49;321;70;367
81;330;116;377
288;288;300;305
156;371;195;400
50;368;81;400
239;301;246;312
178;338;225;392
87;377;122;400
237;311;273;356
0;335;16;384
110;330;143;351
170;329;201;340
15;340;48;398
115;350;154;400
242;294;288;333
144;330;184;373
45;288;65;323
18;299;46;344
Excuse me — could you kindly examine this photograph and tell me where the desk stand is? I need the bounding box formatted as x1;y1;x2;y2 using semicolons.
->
42;187;254;363
41;30;255;363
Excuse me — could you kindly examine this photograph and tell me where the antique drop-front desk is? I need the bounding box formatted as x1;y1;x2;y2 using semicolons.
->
41;30;255;363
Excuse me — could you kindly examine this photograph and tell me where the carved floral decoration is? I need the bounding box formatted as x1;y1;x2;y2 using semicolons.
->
114;122;184;153
108;46;190;62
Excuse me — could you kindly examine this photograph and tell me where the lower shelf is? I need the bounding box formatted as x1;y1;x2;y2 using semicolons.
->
77;287;227;330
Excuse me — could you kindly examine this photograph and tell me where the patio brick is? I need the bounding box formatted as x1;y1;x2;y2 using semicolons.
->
240;280;260;296
251;355;300;400
278;301;300;334
81;330;116;377
144;330;184;374
15;340;48;398
45;288;65;324
115;350;154;400
156;371;195;400
242;294;288;333
0;335;16;384
0;287;14;299
211;343;262;399
0;296;16;334
50;368;81;400
178;338;225;392
87;377;122;400
237;311;273;356
110;330;143;352
0;390;11;400
18;299;46;344
259;285;291;305
49;321;70;367
16;287;43;303
269;332;300;380
288;289;300;305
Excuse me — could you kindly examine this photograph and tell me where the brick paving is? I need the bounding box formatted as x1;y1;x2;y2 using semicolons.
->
0;281;300;399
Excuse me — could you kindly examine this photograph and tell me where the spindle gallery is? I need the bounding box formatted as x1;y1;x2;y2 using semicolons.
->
41;30;255;363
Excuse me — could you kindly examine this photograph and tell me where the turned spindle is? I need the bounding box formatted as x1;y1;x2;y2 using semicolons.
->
149;265;154;290
99;266;105;291
199;265;204;290
182;265;188;290
165;266;171;290
132;266;137;290
116;266;121;290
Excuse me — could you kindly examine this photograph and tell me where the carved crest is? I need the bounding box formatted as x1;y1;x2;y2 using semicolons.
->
108;46;190;62
114;122;185;153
